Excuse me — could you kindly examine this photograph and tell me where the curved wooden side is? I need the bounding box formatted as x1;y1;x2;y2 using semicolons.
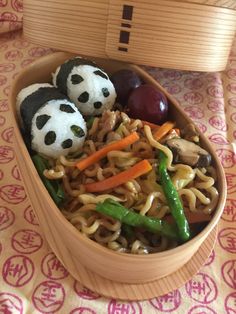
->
23;0;236;72
63;226;218;300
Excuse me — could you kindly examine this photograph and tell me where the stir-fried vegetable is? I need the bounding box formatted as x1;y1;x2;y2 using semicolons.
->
84;159;152;193
32;154;65;206
153;121;175;141
96;199;179;239
76;131;140;171
158;150;190;242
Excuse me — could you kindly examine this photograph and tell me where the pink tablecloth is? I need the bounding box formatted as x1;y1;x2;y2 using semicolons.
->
0;2;236;313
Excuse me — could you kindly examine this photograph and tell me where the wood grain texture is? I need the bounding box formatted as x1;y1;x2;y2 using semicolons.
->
23;0;236;71
106;0;236;71
64;226;217;300
10;52;226;291
179;0;236;9
24;0;109;58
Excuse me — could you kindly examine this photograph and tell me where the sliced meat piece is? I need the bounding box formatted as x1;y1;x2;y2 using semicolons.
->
97;110;121;141
166;138;211;167
182;123;200;142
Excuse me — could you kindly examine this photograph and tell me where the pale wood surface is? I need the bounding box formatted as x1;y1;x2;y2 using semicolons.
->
10;53;226;298
180;0;236;9
23;0;236;72
64;226;217;300
106;0;236;71
24;0;109;58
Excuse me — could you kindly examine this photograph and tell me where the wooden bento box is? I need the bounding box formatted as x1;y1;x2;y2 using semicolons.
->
10;52;227;300
23;0;236;72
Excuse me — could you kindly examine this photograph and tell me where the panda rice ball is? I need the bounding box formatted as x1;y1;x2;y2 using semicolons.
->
31;99;87;159
52;57;117;116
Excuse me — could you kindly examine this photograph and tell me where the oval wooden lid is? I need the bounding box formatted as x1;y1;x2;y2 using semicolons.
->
23;0;236;72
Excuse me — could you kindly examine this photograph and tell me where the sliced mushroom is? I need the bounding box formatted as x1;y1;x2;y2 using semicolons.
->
166;138;211;167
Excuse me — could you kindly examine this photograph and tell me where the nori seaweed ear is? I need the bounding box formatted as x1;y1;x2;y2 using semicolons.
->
20;87;69;138
55;57;98;95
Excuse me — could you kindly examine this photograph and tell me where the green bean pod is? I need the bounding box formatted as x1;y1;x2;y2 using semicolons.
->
158;150;190;242
96;198;179;240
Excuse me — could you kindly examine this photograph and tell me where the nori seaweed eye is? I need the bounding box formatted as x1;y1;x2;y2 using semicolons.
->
61;139;73;149
45;131;56;145
93;70;108;80
71;74;84;85
71;125;85;138
36;114;51;130
60;104;76;113
94;101;102;109
102;87;110;98
78;91;89;103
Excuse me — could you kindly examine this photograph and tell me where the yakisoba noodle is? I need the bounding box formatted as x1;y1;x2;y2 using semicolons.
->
44;110;219;254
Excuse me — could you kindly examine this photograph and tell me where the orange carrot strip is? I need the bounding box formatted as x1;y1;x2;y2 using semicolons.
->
153;121;175;141
76;132;140;171
84;159;152;193
165;211;211;224
141;120;160;130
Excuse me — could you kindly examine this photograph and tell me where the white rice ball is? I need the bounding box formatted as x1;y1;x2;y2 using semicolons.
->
31;99;87;159
53;63;116;116
16;83;54;127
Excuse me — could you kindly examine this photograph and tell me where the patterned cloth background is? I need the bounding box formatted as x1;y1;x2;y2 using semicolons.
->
0;1;236;313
